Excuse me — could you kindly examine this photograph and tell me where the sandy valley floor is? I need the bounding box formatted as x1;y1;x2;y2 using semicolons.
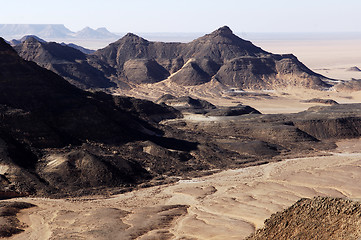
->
7;138;361;240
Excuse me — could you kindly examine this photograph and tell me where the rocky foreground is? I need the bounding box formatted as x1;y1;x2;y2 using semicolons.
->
3;138;361;239
247;197;361;240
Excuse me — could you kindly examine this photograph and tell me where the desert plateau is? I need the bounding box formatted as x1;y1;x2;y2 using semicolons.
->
1;4;361;238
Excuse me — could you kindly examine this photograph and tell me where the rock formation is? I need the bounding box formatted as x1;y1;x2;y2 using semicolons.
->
13;26;332;91
13;37;114;89
2;37;361;199
247;197;361;240
301;98;339;105
0;24;119;40
0;38;269;197
0;38;192;197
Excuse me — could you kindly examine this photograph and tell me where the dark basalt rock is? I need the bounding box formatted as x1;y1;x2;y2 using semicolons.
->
156;95;217;114
0;39;275;197
0;38;196;197
13;26;331;90
13;37;114;89
301;98;339;105
206;105;261;116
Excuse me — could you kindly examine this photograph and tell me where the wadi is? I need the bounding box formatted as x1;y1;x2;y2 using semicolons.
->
1;26;361;239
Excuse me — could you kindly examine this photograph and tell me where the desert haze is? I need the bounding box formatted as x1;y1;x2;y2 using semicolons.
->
1;25;361;240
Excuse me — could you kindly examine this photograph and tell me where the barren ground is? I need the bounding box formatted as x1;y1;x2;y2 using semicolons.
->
6;137;361;240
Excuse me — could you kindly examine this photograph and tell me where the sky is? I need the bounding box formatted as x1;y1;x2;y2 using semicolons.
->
1;0;361;33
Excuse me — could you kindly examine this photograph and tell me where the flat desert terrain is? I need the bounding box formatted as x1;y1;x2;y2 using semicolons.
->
255;38;361;81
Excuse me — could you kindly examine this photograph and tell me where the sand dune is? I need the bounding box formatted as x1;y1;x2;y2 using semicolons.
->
7;138;361;240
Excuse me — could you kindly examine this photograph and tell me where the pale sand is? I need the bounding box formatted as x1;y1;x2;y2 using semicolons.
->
254;39;361;80
9;138;361;240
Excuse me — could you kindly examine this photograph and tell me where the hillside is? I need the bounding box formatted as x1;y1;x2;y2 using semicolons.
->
13;26;332;91
94;26;330;89
13;37;114;89
0;38;195;197
1;38;276;197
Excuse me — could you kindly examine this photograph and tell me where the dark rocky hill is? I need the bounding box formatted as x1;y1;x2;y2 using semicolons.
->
0;38;274;198
13;37;113;89
247;197;361;240
0;38;194;197
93;26;330;89
1;38;361;199
60;42;95;54
13;26;331;90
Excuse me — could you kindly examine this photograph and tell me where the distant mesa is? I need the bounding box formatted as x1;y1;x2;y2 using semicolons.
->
0;24;72;39
0;24;119;40
73;26;119;39
347;66;361;72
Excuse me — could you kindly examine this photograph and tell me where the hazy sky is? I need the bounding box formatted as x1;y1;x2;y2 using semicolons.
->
1;0;361;33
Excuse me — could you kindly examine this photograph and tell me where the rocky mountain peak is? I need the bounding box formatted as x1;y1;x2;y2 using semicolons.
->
122;32;147;41
22;36;42;44
211;25;233;36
